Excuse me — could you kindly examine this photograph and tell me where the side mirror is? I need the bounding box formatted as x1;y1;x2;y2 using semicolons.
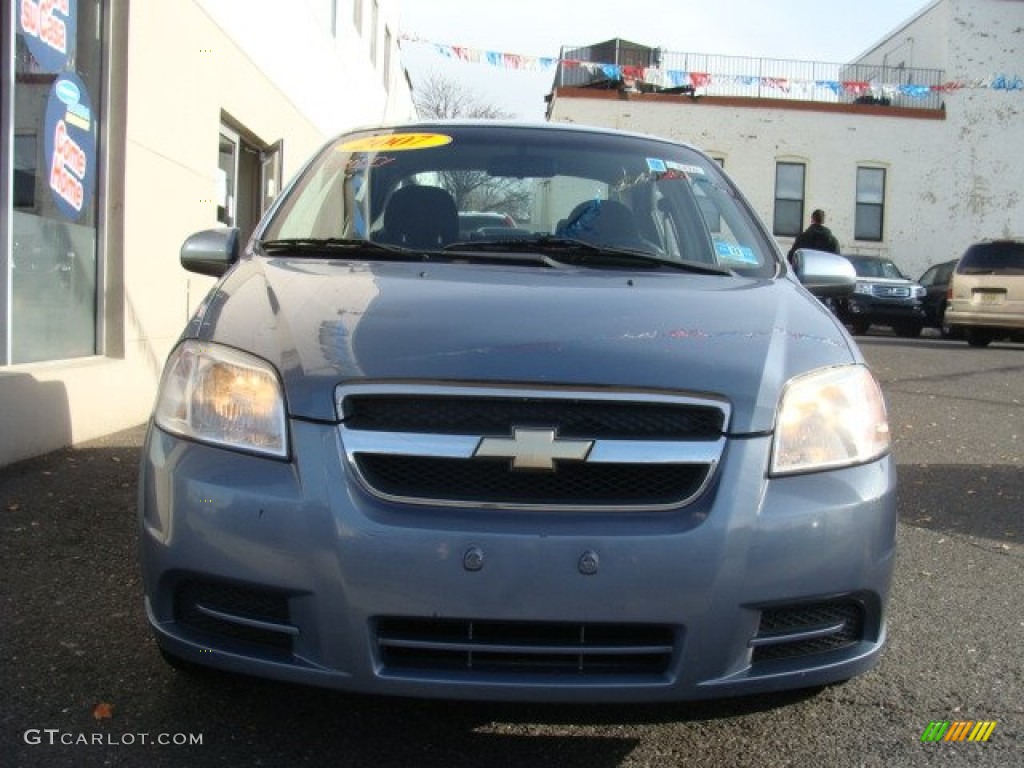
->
180;227;240;277
792;249;856;297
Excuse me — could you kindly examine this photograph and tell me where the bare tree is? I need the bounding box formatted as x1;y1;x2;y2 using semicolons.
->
413;71;512;120
412;72;529;219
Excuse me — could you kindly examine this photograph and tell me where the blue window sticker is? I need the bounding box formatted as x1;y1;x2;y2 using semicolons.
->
646;158;667;173
714;240;759;265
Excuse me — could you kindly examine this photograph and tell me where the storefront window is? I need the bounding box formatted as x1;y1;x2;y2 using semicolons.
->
8;0;103;364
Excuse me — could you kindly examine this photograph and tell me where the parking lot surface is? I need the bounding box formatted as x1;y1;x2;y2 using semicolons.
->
1;334;1021;767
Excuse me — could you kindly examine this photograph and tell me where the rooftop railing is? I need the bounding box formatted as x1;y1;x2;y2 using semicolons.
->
555;43;946;111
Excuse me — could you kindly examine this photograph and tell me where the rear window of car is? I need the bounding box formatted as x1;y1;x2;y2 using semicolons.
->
957;241;1024;274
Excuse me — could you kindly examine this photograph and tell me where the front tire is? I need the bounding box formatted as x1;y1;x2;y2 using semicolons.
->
894;321;923;338
849;319;871;335
965;328;993;347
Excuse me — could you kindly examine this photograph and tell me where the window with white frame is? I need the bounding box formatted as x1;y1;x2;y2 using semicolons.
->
855;167;886;241
773;162;805;237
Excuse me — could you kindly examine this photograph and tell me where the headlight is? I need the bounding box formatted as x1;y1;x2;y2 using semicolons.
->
154;340;288;458
853;281;873;295
771;365;889;475
912;284;926;299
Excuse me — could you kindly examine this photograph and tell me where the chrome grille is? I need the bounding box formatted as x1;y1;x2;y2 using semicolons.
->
337;384;729;511
871;284;911;298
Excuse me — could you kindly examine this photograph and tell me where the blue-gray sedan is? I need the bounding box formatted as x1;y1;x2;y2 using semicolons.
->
138;121;895;702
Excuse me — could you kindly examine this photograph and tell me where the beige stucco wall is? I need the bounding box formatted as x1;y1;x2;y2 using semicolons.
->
549;94;947;272
849;0;1024;264
0;0;413;465
941;0;1024;246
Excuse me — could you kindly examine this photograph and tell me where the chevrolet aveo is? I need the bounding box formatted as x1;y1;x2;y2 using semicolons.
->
139;122;896;703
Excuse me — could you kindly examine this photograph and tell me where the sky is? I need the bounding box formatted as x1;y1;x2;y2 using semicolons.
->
398;0;935;119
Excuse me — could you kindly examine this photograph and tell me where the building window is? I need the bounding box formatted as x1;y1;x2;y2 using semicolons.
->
353;0;363;33
217;121;282;246
6;0;106;364
773;162;805;237
855;167;885;241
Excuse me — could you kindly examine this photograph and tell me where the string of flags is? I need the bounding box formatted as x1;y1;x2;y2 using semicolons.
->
400;36;1024;98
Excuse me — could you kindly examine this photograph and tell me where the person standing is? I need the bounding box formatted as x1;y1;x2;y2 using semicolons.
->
787;209;840;264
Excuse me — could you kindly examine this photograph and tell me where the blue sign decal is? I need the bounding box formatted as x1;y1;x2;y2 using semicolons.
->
16;0;78;74
44;72;96;220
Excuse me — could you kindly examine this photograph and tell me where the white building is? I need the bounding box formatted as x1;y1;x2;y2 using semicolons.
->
1;0;414;465
547;0;1024;280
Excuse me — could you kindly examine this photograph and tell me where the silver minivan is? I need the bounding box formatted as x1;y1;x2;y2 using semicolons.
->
945;239;1024;346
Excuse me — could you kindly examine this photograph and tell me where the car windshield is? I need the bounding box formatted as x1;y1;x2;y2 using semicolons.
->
259;124;778;276
847;256;906;279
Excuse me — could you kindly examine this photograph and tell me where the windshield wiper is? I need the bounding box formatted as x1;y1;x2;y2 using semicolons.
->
444;236;733;275
258;238;415;258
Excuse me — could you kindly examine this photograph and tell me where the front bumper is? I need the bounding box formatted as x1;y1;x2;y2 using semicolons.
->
945;306;1024;331
138;419;897;703
838;295;925;325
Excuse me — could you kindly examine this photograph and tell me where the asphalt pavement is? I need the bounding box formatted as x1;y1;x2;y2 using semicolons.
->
1;335;1022;767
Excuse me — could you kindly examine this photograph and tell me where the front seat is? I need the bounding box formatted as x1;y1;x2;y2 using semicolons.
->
377;186;458;249
558;199;647;249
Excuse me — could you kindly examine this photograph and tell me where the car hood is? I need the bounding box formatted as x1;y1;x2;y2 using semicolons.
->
189;258;858;434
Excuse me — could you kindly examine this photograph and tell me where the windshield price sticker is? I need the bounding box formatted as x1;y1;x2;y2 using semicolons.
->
339;133;453;153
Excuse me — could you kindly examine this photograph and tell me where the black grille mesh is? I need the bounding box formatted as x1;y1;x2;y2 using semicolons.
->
356;454;709;506
752;600;864;663
376;617;675;676
174;580;293;651
343;395;725;438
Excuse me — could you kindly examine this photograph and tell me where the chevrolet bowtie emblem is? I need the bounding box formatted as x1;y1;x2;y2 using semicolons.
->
474;428;594;471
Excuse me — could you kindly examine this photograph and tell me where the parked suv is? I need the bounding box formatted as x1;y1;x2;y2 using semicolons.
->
944;239;1024;346
833;254;926;337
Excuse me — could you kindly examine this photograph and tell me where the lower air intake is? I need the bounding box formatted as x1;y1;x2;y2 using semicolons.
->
376;617;675;677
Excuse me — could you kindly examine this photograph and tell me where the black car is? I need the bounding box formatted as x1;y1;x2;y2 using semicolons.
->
917;258;960;338
832;254;927;337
